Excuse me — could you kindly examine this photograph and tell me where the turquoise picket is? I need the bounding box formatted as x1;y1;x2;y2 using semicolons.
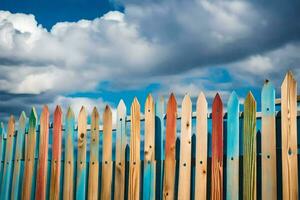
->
155;97;164;199
226;91;239;200
1;116;15;200
11;112;26;200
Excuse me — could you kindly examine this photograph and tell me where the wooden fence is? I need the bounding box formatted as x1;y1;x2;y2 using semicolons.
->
0;71;299;200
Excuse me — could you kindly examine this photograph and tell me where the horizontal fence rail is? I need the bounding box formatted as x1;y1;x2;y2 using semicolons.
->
0;71;299;200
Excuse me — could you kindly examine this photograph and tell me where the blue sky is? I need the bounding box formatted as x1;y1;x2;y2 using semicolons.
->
0;0;299;121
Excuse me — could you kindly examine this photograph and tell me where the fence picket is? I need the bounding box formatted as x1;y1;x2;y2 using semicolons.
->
243;92;257;200
88;107;99;200
11;112;26;200
101;105;113;200
163;94;177;200
0;116;15;200
226;91;239;200
128;97;141;200
114;100;127;200
35;106;49;200
76;106;87;199
143;94;156;200
155;96;164;200
261;81;277;200
281;71;298;199
211;93;223;200
195;92;208;200
22;107;37;200
63;107;75;200
178;94;192;200
0;122;4;185
49;106;63;200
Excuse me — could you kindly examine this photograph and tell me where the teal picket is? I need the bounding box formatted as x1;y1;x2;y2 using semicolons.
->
11;112;26;200
0;122;4;184
226;91;239;200
0;116;15;200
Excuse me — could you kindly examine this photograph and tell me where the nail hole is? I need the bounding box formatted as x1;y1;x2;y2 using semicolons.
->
120;118;122;121
92;162;95;165
231;157;234;161
288;148;292;155
186;122;190;127
183;163;186;167
105;161;108;164
80;161;83;164
149;145;152;149
148;160;150;164
188;141;191;144
148;109;150;112
166;193;169;196
200;161;203;164
266;108;269;111
80;133;85;138
93;139;96;142
119;162;121;166
267;155;270;159
133;162;136;165
68;161;71;164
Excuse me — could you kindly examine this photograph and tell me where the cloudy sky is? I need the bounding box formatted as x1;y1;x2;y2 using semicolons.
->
0;0;299;122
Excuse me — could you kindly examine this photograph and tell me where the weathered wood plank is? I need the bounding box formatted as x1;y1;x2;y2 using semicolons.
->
101;105;113;200
163;94;177;200
243;92;257;200
195;92;208;200
261;81;277;200
49;106;63;200
226;91;239;200
0;116;15;200
63;107;75;200
76;106;87;199
128;97;141;200
35;106;49;200
143;94;156;200
281;71;298;199
114;100;127;200
88;107;99;200
178;94;192;200
11;112;26;200
22;107;37;200
155;96;164;200
211;93;224;200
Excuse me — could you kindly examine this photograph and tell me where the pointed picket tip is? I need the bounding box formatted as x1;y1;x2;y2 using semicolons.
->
281;70;296;89
213;93;223;106
228;91;239;106
117;99;126;116
29;107;38;126
79;106;87;117
104;105;112;115
54;105;62;115
131;97;140;109
19;111;27;123
197;91;207;104
66;106;75;119
245;91;255;103
146;93;154;102
182;94;191;105
41;105;49;119
168;93;177;107
92;106;99;116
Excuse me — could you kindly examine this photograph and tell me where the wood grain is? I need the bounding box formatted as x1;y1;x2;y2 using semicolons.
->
22;107;37;200
101;105;113;200
261;81;277;200
63;107;75;200
76;106;87;199
11;112;26;200
243;92;257;200
211;93;223;200
163;94;177;200
143;94;156;200
281;71;298;200
88;107;99;200
35;106;49;200
114;100;126;200
226;91;239;200
128;97;141;200
195;92;208;200
178;94;192;200
1;115;15;200
49;106;62;200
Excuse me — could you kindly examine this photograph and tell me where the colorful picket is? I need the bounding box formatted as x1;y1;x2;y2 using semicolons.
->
0;71;299;199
